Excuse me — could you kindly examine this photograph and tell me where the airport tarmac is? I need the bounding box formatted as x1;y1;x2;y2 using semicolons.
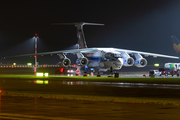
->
0;96;180;120
0;77;180;119
0;67;179;119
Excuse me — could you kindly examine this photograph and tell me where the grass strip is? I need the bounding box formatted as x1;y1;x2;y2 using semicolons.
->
0;74;180;84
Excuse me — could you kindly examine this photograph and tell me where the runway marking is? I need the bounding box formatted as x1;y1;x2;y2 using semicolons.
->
0;113;82;120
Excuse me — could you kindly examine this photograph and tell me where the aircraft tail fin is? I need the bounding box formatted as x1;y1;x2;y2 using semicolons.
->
51;22;104;49
171;36;180;53
171;36;180;43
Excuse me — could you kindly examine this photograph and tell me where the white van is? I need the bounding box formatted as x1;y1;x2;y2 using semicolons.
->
149;70;161;77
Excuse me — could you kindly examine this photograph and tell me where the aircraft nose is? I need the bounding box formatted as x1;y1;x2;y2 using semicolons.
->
118;58;123;65
117;58;123;69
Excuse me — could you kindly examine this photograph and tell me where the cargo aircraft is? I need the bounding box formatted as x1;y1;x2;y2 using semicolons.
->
4;22;179;72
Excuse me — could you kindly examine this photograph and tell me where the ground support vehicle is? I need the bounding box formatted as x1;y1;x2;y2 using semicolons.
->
159;68;180;76
149;70;161;77
55;67;77;76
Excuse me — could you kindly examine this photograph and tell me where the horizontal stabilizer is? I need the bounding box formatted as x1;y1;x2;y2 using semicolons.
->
51;22;104;49
51;22;104;26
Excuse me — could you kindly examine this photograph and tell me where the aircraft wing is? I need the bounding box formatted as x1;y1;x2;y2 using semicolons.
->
112;48;179;59
3;47;179;59
3;48;99;59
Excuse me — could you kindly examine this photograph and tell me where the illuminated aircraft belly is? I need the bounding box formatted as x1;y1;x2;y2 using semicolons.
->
86;57;101;67
86;57;122;70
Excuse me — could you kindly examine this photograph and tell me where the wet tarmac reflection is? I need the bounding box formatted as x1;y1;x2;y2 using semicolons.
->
27;80;180;89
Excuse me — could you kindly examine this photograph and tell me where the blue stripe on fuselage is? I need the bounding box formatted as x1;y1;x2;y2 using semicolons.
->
87;57;101;62
87;57;117;62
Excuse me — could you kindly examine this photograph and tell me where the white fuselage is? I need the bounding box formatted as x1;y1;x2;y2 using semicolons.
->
83;48;123;71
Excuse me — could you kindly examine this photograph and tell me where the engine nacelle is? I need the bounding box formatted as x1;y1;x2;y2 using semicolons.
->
76;57;88;66
59;58;71;67
123;57;134;66
134;58;147;67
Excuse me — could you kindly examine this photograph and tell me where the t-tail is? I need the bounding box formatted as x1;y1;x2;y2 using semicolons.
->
51;22;104;49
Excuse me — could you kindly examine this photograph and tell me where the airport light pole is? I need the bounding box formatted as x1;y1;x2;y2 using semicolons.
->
34;34;38;66
34;34;38;74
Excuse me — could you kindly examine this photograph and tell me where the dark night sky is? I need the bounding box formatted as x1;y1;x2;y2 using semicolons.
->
0;0;180;65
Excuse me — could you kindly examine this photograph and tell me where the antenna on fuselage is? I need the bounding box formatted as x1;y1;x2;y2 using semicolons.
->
51;22;104;49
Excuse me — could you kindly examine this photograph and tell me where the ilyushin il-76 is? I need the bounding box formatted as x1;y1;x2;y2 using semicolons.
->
4;22;179;73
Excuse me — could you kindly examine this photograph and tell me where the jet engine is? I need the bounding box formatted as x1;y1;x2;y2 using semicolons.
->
76;57;88;66
123;57;134;66
59;58;71;67
134;58;147;67
120;52;134;66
